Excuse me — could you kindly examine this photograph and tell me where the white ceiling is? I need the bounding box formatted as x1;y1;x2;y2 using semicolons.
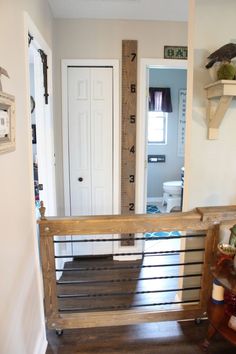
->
47;0;188;21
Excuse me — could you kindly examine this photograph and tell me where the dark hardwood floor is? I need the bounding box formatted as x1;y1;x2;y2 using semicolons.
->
56;237;200;314
57;253;184;313
46;320;236;354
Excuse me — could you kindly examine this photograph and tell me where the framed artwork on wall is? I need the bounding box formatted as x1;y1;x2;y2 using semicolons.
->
0;91;16;154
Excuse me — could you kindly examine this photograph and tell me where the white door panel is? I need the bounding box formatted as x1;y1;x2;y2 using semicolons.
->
69;111;91;215
70;178;91;215
77;79;89;100
68;67;113;256
91;69;113;215
68;68;92;218
73;112;90;171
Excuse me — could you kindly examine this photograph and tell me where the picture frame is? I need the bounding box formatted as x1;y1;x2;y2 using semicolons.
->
0;91;16;153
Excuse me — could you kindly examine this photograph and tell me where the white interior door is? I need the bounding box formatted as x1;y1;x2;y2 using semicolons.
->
68;67;113;256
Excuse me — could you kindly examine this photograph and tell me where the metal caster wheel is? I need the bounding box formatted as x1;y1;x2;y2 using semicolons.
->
56;329;64;336
195;318;202;325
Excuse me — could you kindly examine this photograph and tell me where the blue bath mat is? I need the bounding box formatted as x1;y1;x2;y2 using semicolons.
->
145;230;180;238
146;204;180;238
146;204;161;214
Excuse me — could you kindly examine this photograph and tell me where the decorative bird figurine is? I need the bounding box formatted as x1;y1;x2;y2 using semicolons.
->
0;67;9;91
205;43;236;69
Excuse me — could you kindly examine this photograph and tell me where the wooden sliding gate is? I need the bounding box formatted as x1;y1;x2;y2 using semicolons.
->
39;206;236;331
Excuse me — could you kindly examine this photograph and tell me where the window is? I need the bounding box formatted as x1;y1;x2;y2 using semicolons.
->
148;111;167;144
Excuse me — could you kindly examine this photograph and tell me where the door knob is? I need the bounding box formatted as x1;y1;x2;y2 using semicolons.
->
78;177;83;182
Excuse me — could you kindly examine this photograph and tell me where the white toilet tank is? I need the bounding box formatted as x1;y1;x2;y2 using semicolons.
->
163;181;182;196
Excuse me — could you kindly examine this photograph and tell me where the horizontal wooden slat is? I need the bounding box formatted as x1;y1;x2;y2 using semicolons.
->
47;305;204;329
39;210;210;237
197;205;236;222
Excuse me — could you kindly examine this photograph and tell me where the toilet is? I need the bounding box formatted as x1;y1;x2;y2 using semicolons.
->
162;181;182;212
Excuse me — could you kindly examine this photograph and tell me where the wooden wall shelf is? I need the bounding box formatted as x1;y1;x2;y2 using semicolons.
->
205;80;236;140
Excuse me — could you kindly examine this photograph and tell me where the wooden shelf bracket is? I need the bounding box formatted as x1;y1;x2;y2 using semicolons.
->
205;80;236;140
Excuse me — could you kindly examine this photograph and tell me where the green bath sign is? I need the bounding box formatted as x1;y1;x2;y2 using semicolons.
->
164;46;188;60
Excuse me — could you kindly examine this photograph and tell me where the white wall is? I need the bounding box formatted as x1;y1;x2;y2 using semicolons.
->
53;19;188;214
0;1;53;354
185;0;236;210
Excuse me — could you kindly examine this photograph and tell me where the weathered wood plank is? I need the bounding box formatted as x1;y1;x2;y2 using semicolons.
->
47;306;203;329
39;210;209;237
40;233;59;318
199;224;219;310
197;205;236;222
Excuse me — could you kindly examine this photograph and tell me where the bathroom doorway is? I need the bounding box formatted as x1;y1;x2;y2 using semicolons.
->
146;67;187;215
136;58;188;264
135;58;188;217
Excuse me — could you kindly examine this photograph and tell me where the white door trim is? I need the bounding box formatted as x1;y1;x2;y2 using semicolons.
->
61;59;120;217
136;58;188;215
24;13;57;217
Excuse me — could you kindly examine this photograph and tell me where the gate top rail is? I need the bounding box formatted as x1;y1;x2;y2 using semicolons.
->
38;206;236;237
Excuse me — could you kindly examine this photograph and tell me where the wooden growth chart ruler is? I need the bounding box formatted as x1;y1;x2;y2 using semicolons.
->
121;40;137;246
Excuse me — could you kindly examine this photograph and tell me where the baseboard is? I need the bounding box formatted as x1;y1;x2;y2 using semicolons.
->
33;328;47;354
147;197;162;203
113;255;143;261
